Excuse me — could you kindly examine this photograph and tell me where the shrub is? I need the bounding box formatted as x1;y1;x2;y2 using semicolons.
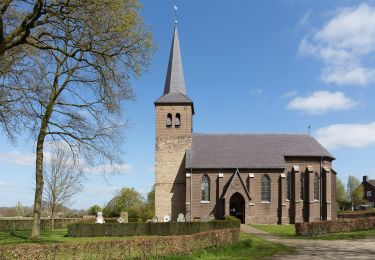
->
0;228;240;260
0;218;83;231
223;215;241;222
338;211;375;219
295;217;375;236
67;220;240;237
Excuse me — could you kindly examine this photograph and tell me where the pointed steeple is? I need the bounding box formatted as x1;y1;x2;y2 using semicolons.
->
155;24;193;111
163;24;186;95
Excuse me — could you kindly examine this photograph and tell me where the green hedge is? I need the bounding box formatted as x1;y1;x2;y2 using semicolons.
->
338;211;375;219
67;220;240;237
295;217;375;236
0;228;240;260
0;218;83;231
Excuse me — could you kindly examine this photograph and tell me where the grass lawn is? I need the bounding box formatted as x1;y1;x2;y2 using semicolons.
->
0;229;145;245
251;224;375;240
161;232;295;260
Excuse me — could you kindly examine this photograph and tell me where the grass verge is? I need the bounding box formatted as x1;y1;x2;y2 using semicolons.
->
160;232;295;259
251;224;375;240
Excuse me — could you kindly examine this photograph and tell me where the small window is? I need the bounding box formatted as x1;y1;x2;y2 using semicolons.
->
175;113;181;127
367;191;373;197
261;175;271;202
286;172;291;200
166;113;172;127
314;173;319;200
300;173;304;200
201;175;210;201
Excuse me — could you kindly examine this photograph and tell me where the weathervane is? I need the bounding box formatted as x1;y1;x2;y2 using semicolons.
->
173;4;178;24
308;123;311;135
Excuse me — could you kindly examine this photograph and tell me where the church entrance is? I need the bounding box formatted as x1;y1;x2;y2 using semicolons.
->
229;192;245;223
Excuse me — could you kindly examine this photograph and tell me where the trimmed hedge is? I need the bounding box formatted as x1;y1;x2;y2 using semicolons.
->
68;220;240;237
338;211;375;219
0;218;83;231
0;228;240;260
296;217;375;236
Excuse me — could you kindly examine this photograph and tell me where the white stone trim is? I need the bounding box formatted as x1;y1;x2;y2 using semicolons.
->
200;201;210;204
280;173;286;178
249;173;254;178
218;173;224;178
293;165;300;172
186;173;191;178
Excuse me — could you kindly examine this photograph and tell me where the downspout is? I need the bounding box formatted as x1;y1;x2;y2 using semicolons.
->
190;168;192;222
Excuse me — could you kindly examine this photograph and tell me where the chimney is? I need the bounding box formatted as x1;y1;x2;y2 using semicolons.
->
363;175;368;183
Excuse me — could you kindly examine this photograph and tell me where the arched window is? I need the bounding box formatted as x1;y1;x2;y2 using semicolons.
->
261;175;271;202
166;113;172;127
286;172;291;200
300;173;305;200
314;173;319;200
201;175;210;202
175;113;181;127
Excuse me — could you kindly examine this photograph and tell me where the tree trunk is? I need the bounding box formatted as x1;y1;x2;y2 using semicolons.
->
30;101;56;239
51;206;55;230
30;133;46;239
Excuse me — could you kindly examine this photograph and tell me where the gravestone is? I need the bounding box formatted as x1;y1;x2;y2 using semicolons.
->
163;214;171;222
177;213;185;222
120;212;128;223
95;212;105;224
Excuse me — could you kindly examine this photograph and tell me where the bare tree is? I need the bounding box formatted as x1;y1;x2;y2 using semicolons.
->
44;144;82;229
0;0;154;239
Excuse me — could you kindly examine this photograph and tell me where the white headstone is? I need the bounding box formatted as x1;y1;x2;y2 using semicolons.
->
177;213;185;222
95;212;105;224
163;214;171;222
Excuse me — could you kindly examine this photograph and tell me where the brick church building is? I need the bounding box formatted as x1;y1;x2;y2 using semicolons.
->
154;25;337;224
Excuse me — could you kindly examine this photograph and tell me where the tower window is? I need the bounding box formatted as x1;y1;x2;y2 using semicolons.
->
166;113;172;127
286;172;291;200
175;113;181;127
201;175;210;202
261;175;271;202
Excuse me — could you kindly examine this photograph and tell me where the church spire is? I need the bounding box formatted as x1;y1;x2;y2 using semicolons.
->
163;24;186;95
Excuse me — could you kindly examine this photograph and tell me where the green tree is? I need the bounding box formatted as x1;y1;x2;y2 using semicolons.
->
87;205;102;216
353;184;366;207
103;187;144;218
336;177;349;210
347;175;361;210
0;0;154;239
143;185;155;220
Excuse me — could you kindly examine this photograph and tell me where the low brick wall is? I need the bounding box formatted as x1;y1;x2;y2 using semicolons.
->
0;228;240;260
295;217;375;236
0;218;83;231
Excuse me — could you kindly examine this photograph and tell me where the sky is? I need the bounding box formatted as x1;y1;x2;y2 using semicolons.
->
1;0;375;209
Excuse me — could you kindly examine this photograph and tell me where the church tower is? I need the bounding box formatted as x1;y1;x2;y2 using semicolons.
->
154;24;194;221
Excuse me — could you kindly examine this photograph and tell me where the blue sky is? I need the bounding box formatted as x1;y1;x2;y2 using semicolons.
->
1;0;375;209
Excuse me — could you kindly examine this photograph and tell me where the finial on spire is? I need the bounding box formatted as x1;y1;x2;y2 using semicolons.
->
308;123;311;135
173;4;178;24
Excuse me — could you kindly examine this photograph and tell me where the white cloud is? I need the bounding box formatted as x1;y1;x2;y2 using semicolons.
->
0;151;35;166
299;3;375;86
315;122;375;149
287;90;357;114
83;163;133;175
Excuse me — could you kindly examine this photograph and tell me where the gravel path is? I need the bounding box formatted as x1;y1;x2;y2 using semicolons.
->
241;224;375;260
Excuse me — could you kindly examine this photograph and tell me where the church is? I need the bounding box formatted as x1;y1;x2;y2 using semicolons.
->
154;24;337;224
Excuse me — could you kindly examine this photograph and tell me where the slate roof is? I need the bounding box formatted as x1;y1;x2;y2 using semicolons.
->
185;134;334;169
155;24;194;112
368;180;375;187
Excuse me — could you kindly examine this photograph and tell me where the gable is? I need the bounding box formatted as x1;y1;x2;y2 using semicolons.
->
222;169;251;200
